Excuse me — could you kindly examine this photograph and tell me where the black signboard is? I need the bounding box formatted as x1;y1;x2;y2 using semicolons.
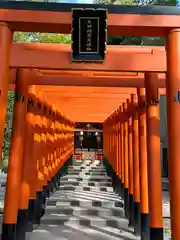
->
72;8;107;62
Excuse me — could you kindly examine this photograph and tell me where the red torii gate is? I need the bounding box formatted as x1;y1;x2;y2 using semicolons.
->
0;3;179;240
0;45;168;240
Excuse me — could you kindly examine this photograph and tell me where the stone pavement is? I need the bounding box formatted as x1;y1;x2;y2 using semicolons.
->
0;163;172;239
27;160;140;240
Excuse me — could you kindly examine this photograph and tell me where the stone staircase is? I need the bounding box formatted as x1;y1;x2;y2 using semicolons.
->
27;160;140;240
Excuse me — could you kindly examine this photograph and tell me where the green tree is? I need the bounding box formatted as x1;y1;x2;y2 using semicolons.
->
13;32;71;44
94;0;135;3
94;0;143;45
93;0;166;46
2;91;15;166
31;33;71;43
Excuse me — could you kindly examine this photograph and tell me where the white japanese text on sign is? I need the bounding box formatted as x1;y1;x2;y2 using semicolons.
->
86;20;92;52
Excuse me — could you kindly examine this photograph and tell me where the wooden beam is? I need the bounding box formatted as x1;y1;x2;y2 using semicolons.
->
28;75;166;87
10;43;166;72
40;86;166;95
0;3;180;35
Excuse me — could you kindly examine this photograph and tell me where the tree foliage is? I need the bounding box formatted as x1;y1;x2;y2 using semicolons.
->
13;32;72;44
94;0;168;45
94;0;144;45
94;0;136;4
2;91;15;162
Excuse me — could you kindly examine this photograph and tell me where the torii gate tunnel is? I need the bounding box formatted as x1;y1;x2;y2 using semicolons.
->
0;1;179;240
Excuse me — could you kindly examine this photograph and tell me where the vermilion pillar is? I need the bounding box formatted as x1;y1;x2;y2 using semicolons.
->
2;69;28;240
131;94;141;236
111;118;115;176
0;23;12;160
116;121;119;182
120;106;125;196
117;111;122;195
145;72;163;240
26;91;37;223
16;70;31;238
137;88;149;240
166;29;180;240
103;122;107;157
123;102;129;219
127;99;134;227
115;119;120;194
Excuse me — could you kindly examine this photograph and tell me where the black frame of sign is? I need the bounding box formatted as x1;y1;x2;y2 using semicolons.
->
72;8;107;62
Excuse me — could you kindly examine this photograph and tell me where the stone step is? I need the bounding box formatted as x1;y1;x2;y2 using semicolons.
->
40;214;128;230
67;169;107;173
69;164;104;168
71;163;83;166
50;197;122;208
46;198;123;208
29;222;134;240
69;164;105;168
53;190;122;203
65;173;108;178
57;185;114;192
84;172;107;176
45;205;125;218
68;166;106;171
68;166;85;170
89;223;139;240
60;180;112;187
59;188;121;199
61;176;111;182
70;166;103;170
68;169;107;173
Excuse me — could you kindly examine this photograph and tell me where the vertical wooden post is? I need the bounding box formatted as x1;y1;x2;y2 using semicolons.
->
55;111;61;185
166;29;180;240
2;69;28;240
52;108;59;190
137;88;149;240
47;106;54;193
145;72;163;240
103;122;107;157
111;116;115;190
109;119;112;165
123;102;129;219
25;91;36;223
131;94;141;236
34;100;45;224
117;110;122;195
27;88;43;224
115;116;120;194
51;108;58;190
41;103;50;198
108;120;111;161
16;70;31;238
116;122;119;183
104;122;107;158
0;23;12;161
44;103;52;197
120;106;125;198
127;99;134;227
